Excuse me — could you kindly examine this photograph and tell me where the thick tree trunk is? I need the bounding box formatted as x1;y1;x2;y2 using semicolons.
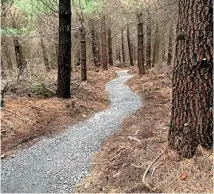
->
146;10;152;69
57;0;71;98
152;24;159;67
40;36;50;71
137;14;145;75
13;36;26;71
79;26;87;81
167;23;173;66
107;28;113;66
127;25;134;66
90;21;100;67
168;0;213;158
101;16;108;70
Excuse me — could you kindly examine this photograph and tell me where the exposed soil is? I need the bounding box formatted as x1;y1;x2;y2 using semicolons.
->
1;68;117;156
75;65;213;193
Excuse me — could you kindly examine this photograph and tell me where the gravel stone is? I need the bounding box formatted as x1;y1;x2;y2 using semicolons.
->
1;70;142;193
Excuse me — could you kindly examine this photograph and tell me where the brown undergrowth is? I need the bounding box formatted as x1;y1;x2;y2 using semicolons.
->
1;66;117;156
75;65;213;193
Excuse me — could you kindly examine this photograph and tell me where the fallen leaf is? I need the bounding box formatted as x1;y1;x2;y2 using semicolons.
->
180;172;188;180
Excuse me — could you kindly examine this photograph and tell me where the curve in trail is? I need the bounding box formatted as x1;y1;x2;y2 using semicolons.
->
1;70;142;193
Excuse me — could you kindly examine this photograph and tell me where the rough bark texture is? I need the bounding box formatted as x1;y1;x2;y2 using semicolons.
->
79;26;87;81
101;16;108;70
168;0;213;158
57;0;71;98
167;23;173;66
146;10;152;69
40;36;50;71
127;25;134;66
137;14;145;75
152;24;159;67
91;21;100;67
121;29;125;63
107;28;113;66
13;36;26;71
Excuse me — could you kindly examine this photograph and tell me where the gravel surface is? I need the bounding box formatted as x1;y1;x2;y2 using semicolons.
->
1;70;142;193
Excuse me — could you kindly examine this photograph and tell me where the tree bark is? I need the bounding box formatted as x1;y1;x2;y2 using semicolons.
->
146;10;152;69
107;28;113;66
167;23;173;66
168;0;213;158
101;16;108;70
127;25;134;66
57;0;71;98
90;21;100;67
13;36;26;71
121;29;125;63
79;26;87;81
137;14;145;75
152;24;159;67
40;36;50;71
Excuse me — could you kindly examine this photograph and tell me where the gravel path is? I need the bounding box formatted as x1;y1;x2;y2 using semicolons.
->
1;70;142;193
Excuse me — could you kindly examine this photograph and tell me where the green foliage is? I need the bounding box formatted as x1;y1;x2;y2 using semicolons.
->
30;84;55;97
73;0;101;14
1;27;28;36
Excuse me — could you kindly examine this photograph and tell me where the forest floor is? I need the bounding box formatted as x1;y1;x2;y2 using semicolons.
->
75;65;213;193
1;66;117;156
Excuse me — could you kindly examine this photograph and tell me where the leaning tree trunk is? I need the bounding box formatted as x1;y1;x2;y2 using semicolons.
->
101;16;108;70
137;14;145;75
107;28;113;66
79;26;87;81
91;21;100;67
146;10;152;69
39;34;50;71
168;0;213;158
57;0;71;98
13;36;26;71
167;23;173;66
121;29;125;63
127;25;134;66
152;24;159;67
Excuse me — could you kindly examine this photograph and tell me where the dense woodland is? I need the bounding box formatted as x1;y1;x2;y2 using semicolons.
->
1;0;213;193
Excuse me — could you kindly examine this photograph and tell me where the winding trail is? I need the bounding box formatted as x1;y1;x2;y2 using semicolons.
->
1;70;142;193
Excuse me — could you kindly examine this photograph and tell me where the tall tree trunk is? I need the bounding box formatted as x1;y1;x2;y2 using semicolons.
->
101;16;108;70
90;21;100;67
116;46;121;62
79;26;87;81
152;24;159;67
107;28;113;66
13;36;26;71
168;0;213;158
57;0;71;98
161;45;166;61
146;10;152;69
137;14;145;75
167;23;173;66
40;35;50;71
127;25;134;66
116;36;121;62
121;29;125;63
